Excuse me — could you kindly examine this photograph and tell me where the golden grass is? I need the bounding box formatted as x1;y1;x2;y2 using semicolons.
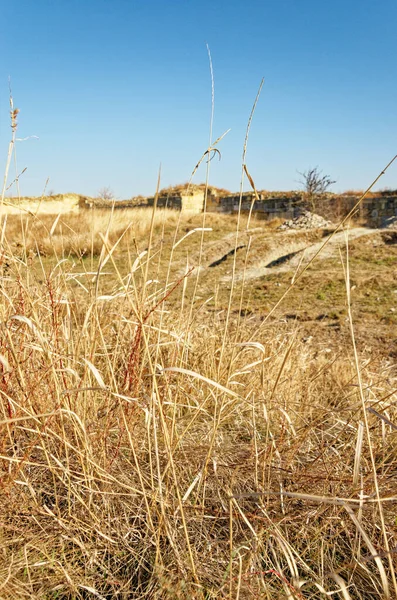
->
4;208;182;257
0;204;396;599
2;87;397;598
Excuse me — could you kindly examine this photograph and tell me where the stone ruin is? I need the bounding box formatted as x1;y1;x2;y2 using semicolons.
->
5;187;397;227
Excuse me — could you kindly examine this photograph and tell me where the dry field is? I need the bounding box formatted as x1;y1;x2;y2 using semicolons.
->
1;206;397;599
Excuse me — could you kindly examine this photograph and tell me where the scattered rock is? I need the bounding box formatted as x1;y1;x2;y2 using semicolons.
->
278;210;334;230
381;216;397;229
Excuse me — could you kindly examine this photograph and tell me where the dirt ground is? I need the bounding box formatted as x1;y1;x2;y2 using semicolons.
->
163;219;397;358
23;211;397;357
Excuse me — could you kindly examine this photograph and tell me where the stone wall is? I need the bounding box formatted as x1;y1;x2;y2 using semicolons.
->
1;194;81;215
3;194;147;214
349;196;397;226
148;191;206;213
5;191;397;225
312;195;397;225
148;195;182;210
219;193;301;219
218;192;397;225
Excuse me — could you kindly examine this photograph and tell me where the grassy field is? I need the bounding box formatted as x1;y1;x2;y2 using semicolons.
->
1;206;397;598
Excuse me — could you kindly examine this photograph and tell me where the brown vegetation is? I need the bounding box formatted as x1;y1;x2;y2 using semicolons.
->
0;205;396;599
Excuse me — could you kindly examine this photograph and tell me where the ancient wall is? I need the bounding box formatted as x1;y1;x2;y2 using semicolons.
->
1;194;81;215
219;193;301;220
3;194;147;214
312;195;397;225
218;192;397;224
5;191;397;225
148;191;205;213
351;196;397;226
148;195;182;210
181;193;205;213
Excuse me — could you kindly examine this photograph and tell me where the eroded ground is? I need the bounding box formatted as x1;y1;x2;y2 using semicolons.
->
161;218;397;355
8;211;397;356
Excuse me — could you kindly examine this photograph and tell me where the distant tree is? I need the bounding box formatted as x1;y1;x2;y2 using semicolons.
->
298;167;336;213
98;186;114;201
47;189;56;197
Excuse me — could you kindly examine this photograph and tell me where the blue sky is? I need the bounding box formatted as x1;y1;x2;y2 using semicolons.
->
1;0;397;198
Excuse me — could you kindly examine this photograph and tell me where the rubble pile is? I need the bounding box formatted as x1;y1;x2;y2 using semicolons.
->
381;216;397;229
278;211;334;230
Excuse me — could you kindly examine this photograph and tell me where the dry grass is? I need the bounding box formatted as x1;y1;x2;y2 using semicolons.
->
2;89;397;597
0;202;396;600
4;208;183;257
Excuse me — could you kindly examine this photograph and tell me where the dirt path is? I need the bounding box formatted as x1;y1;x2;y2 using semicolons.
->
222;227;379;282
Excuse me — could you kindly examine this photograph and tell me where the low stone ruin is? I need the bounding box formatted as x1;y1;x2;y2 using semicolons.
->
278;210;334;231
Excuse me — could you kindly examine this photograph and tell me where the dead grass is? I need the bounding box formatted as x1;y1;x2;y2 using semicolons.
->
4;208;184;258
0;204;396;599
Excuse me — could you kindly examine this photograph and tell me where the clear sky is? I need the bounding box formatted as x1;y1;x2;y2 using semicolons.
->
1;0;397;198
